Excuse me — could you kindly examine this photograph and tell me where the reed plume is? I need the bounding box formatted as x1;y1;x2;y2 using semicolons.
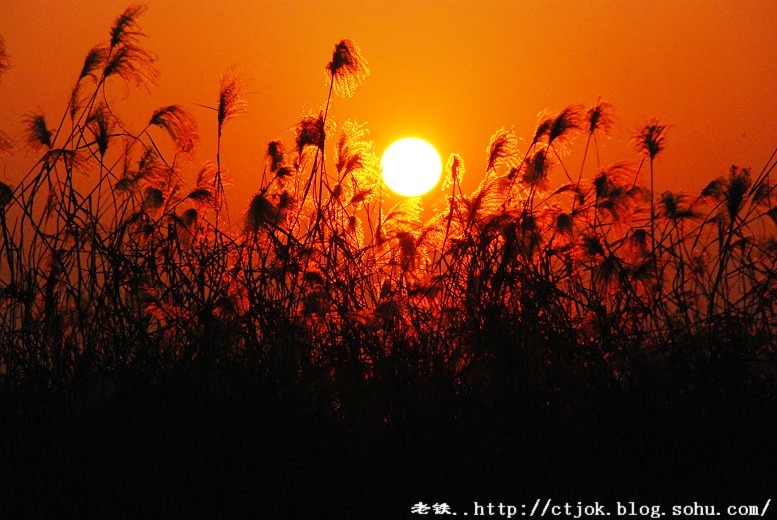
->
149;105;199;157
586;99;615;135
101;5;158;89
0;132;12;157
79;45;108;81
0;36;10;155
443;153;465;192
634;119;669;260
521;147;552;189
110;4;148;49
548;104;584;148
103;42;157;89
245;192;279;233
724;165;750;221
0;35;9;79
87;104;115;158
657;190;697;221
634;119;668;161
486;128;518;172
327;39;369;98
295;111;329;153
217;70;247;136
335;120;380;199
22;113;52;149
267;140;286;173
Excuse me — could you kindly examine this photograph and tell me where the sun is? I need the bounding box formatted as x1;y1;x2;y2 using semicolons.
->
381;137;442;197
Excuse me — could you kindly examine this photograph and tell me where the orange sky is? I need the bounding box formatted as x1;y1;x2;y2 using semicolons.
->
1;1;776;208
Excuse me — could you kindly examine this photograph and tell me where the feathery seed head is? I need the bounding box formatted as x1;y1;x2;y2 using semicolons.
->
295;111;331;153
347;214;364;247
521;147;552;188
332;183;343;200
486;128;518;172
196;161;218;188
277;190;295;212
276;166;293;179
548;104;584;147
115;176;137;192
701;177;726;202
556;212;573;236
594;255;622;292
443;153;465;192
267;140;286;172
110;4;148;49
533;114;554;144
396;231;418;271
633;119;668;160
628;229;650;258
23;113;52;150
136;147;166;186
143;187;164;211
103;43;157;88
149;105;199;157
245;192;279;233
0;35;9;79
101;4;156;88
218;70;247;134
186;188;215;208
659;191;679;219
335;121;379;190
658;190;697;221
69;84;84;122
327;39;369;98
753;178;772;206
593;170;612;199
382;197;422;236
586;99;615;135
726;165;751;220
182;208;198;228
79;45;108;81
87;104;115;158
581;234;605;259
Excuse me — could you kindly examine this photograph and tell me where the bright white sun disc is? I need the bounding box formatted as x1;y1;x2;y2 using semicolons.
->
381;137;442;197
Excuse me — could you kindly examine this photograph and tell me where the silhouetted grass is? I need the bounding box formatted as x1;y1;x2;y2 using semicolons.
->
1;5;775;517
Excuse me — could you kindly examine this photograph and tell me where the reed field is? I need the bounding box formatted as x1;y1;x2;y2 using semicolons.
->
1;5;775;517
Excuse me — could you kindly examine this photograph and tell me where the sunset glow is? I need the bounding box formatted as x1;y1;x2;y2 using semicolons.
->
381;137;442;196
1;2;776;515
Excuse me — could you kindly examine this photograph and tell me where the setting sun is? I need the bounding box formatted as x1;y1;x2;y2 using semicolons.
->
380;137;443;197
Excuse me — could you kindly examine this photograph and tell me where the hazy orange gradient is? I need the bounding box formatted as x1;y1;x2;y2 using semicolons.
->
1;1;775;208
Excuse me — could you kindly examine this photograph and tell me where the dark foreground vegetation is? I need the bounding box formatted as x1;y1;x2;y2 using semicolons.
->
1;6;775;517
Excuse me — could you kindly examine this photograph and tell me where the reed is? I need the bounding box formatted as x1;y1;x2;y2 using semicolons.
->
0;10;775;509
